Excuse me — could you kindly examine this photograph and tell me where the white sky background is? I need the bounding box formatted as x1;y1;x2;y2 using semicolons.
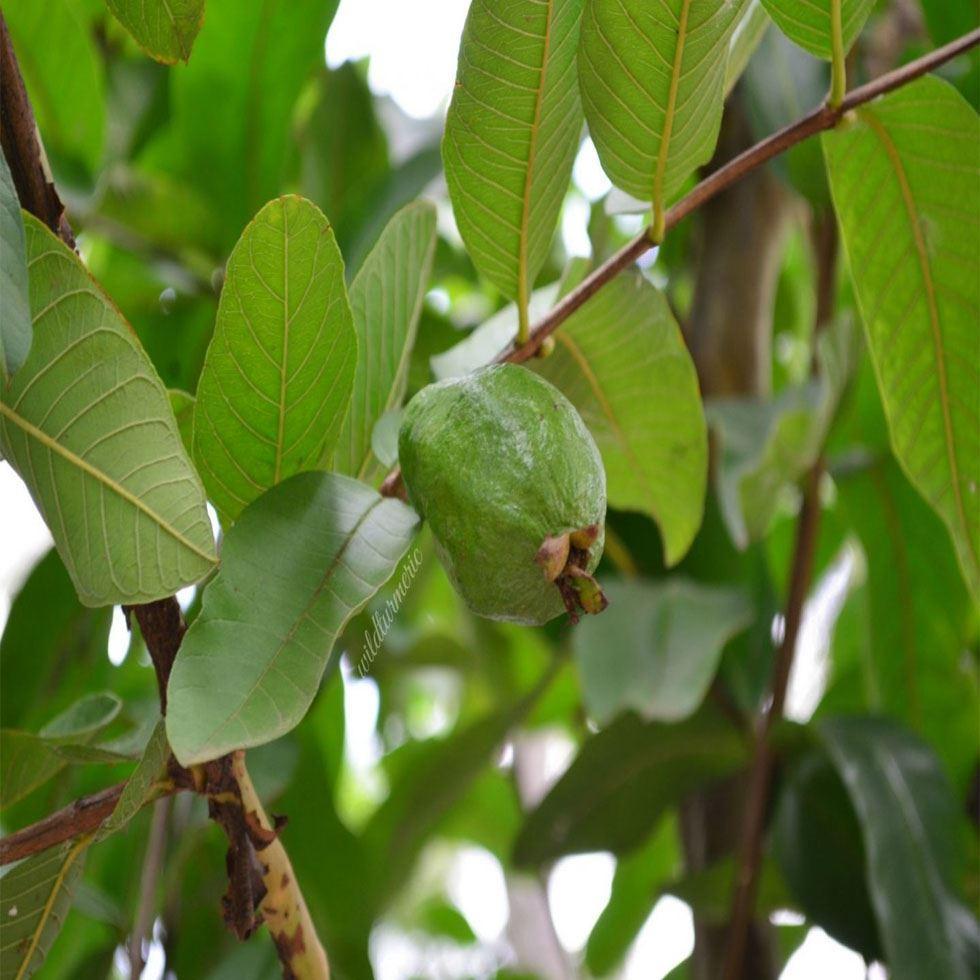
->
0;2;872;977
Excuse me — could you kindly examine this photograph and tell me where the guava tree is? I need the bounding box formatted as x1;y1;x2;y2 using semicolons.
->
0;1;977;978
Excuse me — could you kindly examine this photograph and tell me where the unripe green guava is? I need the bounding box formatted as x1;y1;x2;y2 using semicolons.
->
399;364;607;625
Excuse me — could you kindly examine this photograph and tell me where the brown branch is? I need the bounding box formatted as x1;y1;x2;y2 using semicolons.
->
379;27;979;500
128;797;171;976
0;13;74;246
722;217;838;980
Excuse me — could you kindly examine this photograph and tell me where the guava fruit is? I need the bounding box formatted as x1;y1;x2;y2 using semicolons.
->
398;364;608;625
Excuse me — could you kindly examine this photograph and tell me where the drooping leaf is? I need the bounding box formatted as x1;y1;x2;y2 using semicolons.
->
331;202;437;480
0;159;30;382
579;0;747;219
443;0;585;309
824;77;980;593
820;717;979;980
825;460;979;791
3;0;105;174
0;694;122;809
0;217;217;607
533;271;707;565
105;0;205;64
193;196;356;523
99;719;169;838
586;816;681;976
574;579;752;724
166;472;419;764
0;838;91;980
513;709;746;864
170;0;340;239
772;747;881;959
761;0;875;60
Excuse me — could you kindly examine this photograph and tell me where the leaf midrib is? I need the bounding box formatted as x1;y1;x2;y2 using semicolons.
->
652;0;692;218
0;401;215;566
861;107;977;576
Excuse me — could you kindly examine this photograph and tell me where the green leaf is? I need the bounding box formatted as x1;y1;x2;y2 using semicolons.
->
824;77;980;593
772;748;882;960
99;719;169;838
708;315;854;548
724;1;770;98
533;271;707;565
193;196;356;523
579;0;747;222
170;0;340;237
0;838;91;980
513;709;747;864
1;694;121;809
0;217;217;607
826;460;979;790
443;0;585;311
573;579;752;724
166;472;419;764
0;551;112;732
169;389;194;456
105;0;205;64
3;0;105;174
331;202;437;480
0;160;30;382
761;0;874;60
370;411;402;470
586;816;681;976
820;717;978;980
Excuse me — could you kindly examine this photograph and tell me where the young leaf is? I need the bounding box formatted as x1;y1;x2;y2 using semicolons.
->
443;0;585;324
761;0;875;60
820;717;978;980
532;271;708;565
824;77;980;594
573;579;752;724
166;472;419;765
0;157;30;382
1;694;122;809
168;390;194;456
0;837;91;980
105;0;205;64
331;202;437;480
513;709;746;864
0;217;217;607
193;196;356;523
724;0;770;98
579;0;748;232
99;719;169;839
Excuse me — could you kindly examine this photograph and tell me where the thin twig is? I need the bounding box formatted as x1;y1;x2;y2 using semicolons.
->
722;217;838;980
128;797;171;978
379;27;979;499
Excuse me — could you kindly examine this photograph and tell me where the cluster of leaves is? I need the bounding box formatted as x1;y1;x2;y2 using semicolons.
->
0;0;977;978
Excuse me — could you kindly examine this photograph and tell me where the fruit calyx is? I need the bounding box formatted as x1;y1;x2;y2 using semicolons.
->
534;524;608;624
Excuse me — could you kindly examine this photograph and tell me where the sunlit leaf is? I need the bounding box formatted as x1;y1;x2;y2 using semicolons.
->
820;717;979;980
443;0;584;310
574;579;752;724
0;217;217;607
824;77;980;594
514;709;746;863
579;0;747;221
105;0;205;64
761;0;875;60
0;158;30;382
167;472;419;764
533;271;708;565
332;202;436;480
0;837;91;980
193;196;356;522
724;0;770;97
